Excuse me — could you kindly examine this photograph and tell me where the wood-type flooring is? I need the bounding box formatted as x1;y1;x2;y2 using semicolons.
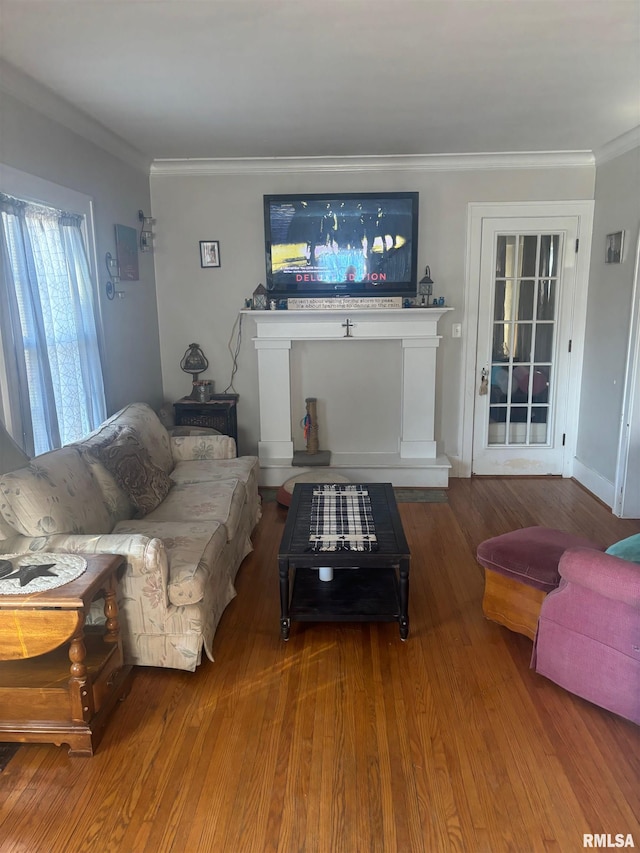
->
1;477;638;852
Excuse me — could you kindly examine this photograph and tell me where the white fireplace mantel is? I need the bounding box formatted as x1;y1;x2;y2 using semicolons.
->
242;307;453;486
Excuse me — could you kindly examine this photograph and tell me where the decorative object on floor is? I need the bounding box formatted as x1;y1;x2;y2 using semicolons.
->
180;343;209;399
292;398;331;467
252;283;268;310
532;544;640;725
275;471;350;508
138;209;155;252
477;526;603;640
304;397;319;454
200;240;220;268
0;553;87;594
115;223;139;280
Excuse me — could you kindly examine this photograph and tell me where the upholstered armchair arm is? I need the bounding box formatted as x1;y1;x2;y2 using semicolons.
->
170;434;236;462
558;547;640;608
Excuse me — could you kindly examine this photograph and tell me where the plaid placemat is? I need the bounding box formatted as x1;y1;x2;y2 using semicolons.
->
308;485;378;552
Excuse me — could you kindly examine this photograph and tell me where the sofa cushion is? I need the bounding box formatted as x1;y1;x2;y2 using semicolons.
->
170;434;236;462
144;478;246;541
80;402;174;475
170;456;258;489
606;533;640;564
78;426;134;525
0;447;112;536
112;519;228;607
171;456;261;527
91;427;172;518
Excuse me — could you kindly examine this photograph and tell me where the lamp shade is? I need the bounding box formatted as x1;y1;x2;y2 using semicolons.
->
180;343;208;377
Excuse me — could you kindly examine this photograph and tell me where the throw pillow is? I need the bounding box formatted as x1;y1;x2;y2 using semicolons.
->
605;532;640;564
92;427;172;517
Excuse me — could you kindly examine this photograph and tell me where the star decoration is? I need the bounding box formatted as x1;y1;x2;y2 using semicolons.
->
4;563;58;587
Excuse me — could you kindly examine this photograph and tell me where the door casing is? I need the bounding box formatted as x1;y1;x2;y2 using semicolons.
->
459;201;595;478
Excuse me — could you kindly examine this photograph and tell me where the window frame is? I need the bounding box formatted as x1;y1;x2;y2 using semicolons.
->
0;163;101;438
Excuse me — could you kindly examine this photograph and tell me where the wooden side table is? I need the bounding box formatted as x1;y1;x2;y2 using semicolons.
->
174;394;239;450
0;554;132;756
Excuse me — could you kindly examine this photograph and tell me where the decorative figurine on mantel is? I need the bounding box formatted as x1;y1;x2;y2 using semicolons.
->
417;266;434;307
252;283;268;310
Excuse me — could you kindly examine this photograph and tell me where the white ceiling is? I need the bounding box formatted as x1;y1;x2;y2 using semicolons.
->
1;0;639;162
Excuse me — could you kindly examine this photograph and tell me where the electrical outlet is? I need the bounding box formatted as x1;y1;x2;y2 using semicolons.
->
452;323;462;338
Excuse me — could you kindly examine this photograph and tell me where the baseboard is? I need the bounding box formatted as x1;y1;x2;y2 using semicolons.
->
571;457;615;508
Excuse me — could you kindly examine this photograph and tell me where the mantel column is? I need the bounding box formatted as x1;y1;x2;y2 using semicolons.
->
254;339;294;461
400;337;440;458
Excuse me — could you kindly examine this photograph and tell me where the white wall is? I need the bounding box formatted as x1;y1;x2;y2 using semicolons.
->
575;144;640;500
151;162;593;460
0;87;163;415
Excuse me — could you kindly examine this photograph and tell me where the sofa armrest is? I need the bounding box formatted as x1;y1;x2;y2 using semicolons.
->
0;531;169;600
170;434;236;461
558;547;640;608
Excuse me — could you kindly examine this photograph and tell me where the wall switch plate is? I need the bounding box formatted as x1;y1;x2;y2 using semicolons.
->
452;323;462;338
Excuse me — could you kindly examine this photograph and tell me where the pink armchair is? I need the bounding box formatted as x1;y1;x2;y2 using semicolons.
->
531;546;640;725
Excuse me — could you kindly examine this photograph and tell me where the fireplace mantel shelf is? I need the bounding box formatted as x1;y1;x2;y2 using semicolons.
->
242;306;453;340
244;306;454;487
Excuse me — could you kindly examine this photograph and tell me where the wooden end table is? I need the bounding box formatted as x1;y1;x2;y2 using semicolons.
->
278;483;411;640
0;553;132;756
173;394;239;449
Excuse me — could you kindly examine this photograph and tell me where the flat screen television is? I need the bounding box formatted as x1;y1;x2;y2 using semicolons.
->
263;191;419;299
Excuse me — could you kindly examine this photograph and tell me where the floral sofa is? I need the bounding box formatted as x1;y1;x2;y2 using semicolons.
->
0;403;261;671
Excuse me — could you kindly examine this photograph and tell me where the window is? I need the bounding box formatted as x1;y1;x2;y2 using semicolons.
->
0;168;106;457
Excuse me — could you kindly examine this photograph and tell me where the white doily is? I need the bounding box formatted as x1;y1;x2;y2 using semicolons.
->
0;553;87;595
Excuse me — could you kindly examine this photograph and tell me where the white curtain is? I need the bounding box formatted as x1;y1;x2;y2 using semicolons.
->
0;194;106;456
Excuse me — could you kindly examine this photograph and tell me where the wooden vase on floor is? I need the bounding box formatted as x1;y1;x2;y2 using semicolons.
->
305;397;319;455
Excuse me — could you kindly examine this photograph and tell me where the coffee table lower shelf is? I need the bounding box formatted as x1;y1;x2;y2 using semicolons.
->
289;566;401;624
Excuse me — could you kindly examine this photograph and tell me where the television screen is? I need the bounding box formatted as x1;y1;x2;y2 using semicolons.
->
263;192;419;299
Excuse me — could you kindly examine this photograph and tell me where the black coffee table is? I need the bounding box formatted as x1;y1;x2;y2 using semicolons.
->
278;483;411;640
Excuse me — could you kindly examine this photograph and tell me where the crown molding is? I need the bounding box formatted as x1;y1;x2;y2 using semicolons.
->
594;126;640;165
150;150;595;177
0;59;151;174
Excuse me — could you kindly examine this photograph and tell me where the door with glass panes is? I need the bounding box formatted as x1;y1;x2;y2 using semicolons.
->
472;217;579;475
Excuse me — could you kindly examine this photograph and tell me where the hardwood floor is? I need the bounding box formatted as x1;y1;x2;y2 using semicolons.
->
1;478;638;852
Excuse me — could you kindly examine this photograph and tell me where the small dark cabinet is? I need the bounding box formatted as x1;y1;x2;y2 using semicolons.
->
173;395;239;451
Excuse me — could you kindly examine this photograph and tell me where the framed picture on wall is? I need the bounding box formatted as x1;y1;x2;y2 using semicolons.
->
605;231;624;264
200;240;221;268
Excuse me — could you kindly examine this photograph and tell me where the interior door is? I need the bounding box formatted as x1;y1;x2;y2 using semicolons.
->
472;216;580;475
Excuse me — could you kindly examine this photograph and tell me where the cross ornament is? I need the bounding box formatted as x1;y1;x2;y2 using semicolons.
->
342;318;354;338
